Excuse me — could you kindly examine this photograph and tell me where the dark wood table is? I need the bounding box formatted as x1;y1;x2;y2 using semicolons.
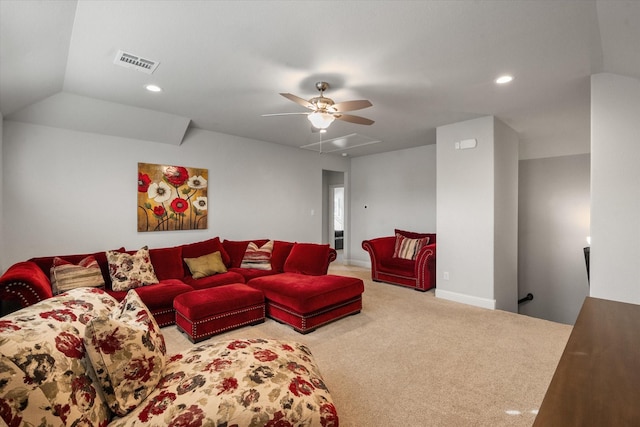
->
534;297;640;426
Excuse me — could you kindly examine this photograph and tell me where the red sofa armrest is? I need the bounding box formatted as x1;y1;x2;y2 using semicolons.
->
362;236;396;267
415;243;436;291
0;261;54;307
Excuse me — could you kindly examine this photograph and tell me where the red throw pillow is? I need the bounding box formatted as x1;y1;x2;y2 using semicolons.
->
283;243;331;276
395;229;430;239
149;246;184;280
271;241;295;272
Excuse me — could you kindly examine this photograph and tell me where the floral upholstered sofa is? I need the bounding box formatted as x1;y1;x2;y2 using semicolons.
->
0;287;339;426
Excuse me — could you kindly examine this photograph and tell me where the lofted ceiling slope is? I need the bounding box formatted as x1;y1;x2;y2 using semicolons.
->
1;0;639;157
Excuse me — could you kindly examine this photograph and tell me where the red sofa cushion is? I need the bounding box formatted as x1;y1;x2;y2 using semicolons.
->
180;271;245;290
283;243;330;276
106;279;192;309
248;273;364;314
149;246;184;280
380;257;415;277
182;237;230;267
271;241;295;272
174;284;264;320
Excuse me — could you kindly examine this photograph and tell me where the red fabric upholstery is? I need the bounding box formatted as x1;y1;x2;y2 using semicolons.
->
271;241;295;272
174;284;265;342
181;271;245;290
0;261;53;306
107;279;192;309
222;239;269;268
247;273;364;333
248;273;364;314
283;243;331;276
174;284;264;319
149;246;184;280
229;268;278;281
362;233;437;291
182;237;230;266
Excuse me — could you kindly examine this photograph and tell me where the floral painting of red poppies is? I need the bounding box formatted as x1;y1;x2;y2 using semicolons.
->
137;162;208;232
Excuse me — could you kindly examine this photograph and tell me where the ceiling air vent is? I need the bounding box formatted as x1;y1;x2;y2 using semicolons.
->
113;50;160;74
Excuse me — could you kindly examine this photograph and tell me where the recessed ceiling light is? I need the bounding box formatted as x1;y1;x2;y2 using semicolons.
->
145;84;162;92
495;75;513;84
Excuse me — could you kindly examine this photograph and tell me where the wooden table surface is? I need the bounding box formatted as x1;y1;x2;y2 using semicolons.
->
534;297;640;426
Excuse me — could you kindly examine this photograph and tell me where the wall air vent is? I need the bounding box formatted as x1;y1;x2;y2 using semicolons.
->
113;50;160;74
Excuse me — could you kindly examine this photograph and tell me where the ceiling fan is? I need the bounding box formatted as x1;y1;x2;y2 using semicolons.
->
263;82;374;131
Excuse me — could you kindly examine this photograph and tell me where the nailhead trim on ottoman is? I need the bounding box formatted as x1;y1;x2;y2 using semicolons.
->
174;284;265;343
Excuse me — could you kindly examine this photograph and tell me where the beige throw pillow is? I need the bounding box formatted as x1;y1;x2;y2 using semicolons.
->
184;251;227;279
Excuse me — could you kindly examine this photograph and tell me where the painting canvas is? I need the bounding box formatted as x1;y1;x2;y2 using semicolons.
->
137;162;208;232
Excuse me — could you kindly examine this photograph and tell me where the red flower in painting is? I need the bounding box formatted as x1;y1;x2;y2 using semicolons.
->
168;405;205;427
171;198;189;213
55;331;85;359
164;166;189;187
153;205;166;217
138;172;152;192
288;376;314;397
216;377;238;395
265;411;293;427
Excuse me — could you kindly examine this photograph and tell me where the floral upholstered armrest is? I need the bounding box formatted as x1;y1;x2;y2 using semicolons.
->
0;261;53;308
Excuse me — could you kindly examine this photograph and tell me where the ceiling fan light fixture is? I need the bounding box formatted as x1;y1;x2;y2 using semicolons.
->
307;111;335;129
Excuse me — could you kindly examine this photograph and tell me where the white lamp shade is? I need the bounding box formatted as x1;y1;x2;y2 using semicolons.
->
307;111;335;129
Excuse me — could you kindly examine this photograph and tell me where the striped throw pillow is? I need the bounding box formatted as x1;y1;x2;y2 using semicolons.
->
50;256;105;294
241;240;274;270
393;233;430;260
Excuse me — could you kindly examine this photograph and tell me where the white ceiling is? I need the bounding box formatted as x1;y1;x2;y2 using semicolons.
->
1;0;639;157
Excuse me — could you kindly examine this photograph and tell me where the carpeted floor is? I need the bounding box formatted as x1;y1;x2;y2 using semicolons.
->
163;265;571;427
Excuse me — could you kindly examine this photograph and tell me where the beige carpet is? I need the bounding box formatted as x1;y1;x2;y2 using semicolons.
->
164;265;571;427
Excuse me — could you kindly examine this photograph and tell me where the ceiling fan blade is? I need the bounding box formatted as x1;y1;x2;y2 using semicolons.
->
335;113;375;125
262;112;309;117
280;93;314;110
332;99;372;112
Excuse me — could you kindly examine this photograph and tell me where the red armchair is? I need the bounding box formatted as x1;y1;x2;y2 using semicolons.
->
362;231;436;292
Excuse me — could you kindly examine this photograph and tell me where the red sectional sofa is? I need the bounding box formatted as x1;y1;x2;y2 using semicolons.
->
362;230;436;291
0;237;362;333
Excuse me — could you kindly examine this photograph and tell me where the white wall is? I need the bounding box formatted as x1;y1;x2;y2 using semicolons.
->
590;73;640;303
436;117;496;308
348;145;437;266
436;116;519;311
493;119;519;312
0;121;348;269
518;154;590;324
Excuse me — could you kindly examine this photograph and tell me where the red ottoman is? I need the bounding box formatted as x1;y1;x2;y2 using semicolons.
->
174;284;265;342
247;273;365;334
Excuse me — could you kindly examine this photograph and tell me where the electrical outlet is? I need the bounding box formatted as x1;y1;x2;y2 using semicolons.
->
443;271;450;280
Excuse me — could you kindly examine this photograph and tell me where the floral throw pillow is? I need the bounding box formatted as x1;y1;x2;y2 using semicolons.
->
84;289;166;417
240;240;274;270
107;246;159;291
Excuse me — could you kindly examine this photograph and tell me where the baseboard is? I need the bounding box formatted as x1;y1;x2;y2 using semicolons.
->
435;289;496;310
345;259;370;269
